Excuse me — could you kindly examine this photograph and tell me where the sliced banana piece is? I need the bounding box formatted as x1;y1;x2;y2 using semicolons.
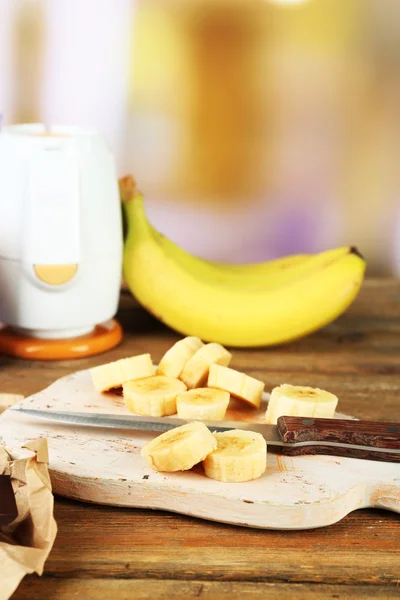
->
265;384;338;424
141;421;217;472
156;336;204;378
90;354;154;392
207;364;264;408
176;388;230;421
123;375;186;417
203;430;267;483
179;342;232;389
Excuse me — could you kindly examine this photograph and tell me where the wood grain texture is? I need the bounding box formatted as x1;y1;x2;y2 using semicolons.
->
277;415;400;462
9;499;400;596
12;579;400;600
279;443;400;462
278;416;400;447
2;279;400;599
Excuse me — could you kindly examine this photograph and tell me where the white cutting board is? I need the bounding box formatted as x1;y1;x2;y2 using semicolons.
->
0;369;399;530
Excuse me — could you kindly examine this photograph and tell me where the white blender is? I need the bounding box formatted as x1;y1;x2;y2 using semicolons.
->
0;123;123;359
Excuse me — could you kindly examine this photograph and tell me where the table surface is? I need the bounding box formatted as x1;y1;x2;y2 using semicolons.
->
2;280;400;600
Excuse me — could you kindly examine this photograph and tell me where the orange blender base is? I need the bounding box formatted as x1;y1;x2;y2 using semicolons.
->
0;319;123;360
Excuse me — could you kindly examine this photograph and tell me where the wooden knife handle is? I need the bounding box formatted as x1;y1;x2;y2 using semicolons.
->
276;416;400;462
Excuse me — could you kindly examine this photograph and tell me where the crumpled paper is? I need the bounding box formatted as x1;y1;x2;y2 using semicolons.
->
0;438;57;600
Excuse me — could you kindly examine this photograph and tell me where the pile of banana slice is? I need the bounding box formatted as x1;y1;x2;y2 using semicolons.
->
90;337;339;483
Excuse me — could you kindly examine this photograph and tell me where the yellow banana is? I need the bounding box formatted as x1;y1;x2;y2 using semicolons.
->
176;388;230;421
122;176;311;288
265;384;338;424
123;375;186;417
205;253;310;274
121;177;366;348
90;354;154;392
156;336;204;378
203;430;267;483
151;224;311;288
179;342;232;389
141;421;217;472
208;364;264;408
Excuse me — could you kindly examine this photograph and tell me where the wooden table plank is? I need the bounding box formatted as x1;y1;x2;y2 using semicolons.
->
16;499;397;587
12;579;400;600
2;279;400;599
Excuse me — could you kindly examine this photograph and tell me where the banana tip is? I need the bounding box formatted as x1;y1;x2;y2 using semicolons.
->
350;246;365;261
119;175;140;203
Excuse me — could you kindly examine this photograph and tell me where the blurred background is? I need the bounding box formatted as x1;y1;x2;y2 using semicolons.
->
1;0;400;274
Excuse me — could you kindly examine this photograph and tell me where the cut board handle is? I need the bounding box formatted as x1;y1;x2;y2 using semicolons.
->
277;416;400;462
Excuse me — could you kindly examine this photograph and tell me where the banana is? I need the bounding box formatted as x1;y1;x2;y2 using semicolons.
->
203;430;267;483
151;222;312;288
156;336;203;378
120;177;310;289
90;354;154;392
207;364;264;408
141;421;217;472
265;384;338;424
210;254;309;275
179;343;232;389
121;176;366;347
123;375;186;417
176;388;230;420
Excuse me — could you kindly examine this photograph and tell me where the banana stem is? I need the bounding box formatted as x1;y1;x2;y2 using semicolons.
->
119;175;150;240
119;175;139;204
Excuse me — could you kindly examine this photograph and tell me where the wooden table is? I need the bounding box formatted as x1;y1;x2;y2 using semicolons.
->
2;280;400;599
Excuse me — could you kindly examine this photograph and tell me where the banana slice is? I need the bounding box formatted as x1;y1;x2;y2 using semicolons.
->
90;354;154;392
179;343;232;389
176;388;230;421
207;364;264;408
156;336;204;378
203;430;267;483
141;421;217;471
123;375;186;417
265;384;338;424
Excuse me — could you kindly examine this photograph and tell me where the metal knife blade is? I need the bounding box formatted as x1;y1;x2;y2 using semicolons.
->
13;407;400;455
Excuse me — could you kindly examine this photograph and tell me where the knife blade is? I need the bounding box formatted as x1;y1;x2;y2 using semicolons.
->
13;408;400;462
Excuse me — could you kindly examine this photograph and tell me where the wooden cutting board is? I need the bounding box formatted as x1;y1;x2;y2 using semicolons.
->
0;369;399;530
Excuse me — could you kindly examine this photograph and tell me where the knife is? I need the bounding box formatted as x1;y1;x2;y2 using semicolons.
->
14;408;400;462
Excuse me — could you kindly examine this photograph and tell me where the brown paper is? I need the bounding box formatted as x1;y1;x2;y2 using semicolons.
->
0;438;57;600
